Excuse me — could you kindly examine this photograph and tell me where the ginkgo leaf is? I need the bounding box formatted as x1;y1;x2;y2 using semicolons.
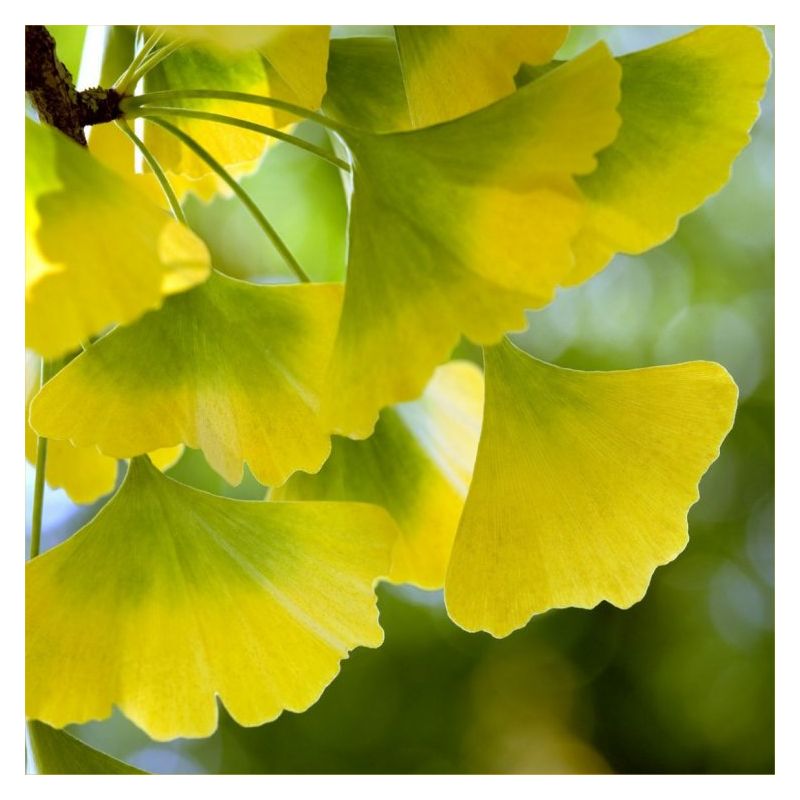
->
445;339;738;638
26;456;396;740
326;43;621;437
158;24;330;112
27;721;146;775
540;26;769;286
25;118;211;360
274;361;483;589
26;353;185;504
142;42;276;180
324;36;411;132
30;273;343;488
142;27;330;184
395;25;568;128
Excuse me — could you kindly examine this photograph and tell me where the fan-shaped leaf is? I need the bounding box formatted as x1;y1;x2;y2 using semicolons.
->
326;43;621;437
26;457;396;740
30;273;343;487
25;119;211;359
445;339;738;637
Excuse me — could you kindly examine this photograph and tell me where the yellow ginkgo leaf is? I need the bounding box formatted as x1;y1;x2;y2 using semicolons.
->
25;118;211;360
141;27;330;185
275;360;483;589
561;26;770;285
445;338;738;638
158;25;330;112
326;43;621;437
26;353;186;504
26;456;396;740
395;25;568;128
30;273;343;488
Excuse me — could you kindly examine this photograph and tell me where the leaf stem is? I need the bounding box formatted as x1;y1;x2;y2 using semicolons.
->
113;28;164;93
129;107;351;172
148;116;311;283
123;37;187;92
115;119;186;223
29;358;54;560
120;89;346;134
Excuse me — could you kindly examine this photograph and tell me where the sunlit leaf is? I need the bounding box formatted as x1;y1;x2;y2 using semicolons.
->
25;118;211;359
27;721;146;774
553;26;769;285
26;457;396;740
26;353;186;504
326;43;621;437
30;273;343;487
275;361;483;589
395;25;568;127
445;338;738;637
143;42;275;180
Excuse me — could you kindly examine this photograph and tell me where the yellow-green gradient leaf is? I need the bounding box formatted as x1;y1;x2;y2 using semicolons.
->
30;273;342;488
395;25;568;128
26;457;395;740
324;37;411;132
25;119;211;359
445;339;738;638
565;26;770;285
275;361;483;589
143;42;275;179
26;354;187;504
27;721;146;774
327;43;621;437
143;27;330;181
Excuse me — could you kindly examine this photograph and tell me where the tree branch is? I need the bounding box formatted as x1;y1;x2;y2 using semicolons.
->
25;25;122;146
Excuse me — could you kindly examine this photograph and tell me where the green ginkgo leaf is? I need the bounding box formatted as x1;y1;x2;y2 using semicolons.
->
25;118;211;359
394;25;568;128
27;721;146;775
274;360;483;590
324;37;411;132
324;27;568;133
445;339;738;638
26;457;396;741
30;273;343;487
326;43;621;437
525;26;770;286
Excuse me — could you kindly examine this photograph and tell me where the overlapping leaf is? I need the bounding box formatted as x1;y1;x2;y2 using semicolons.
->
26;457;396;740
25;119;211;359
142;26;330;186
395;25;568;127
325;43;621;437
30;273;343;487
27;721;146;775
518;26;770;286
445;339;738;637
324;26;568;132
26;351;183;503
275;361;483;589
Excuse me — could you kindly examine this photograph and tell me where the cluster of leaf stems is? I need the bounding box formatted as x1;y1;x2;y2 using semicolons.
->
29;30;351;560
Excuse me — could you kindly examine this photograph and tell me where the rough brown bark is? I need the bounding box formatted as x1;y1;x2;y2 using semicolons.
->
25;25;122;146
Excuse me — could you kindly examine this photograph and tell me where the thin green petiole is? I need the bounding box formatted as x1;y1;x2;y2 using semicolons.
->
148;117;311;283
120;89;347;134
29;359;51;561
115;119;186;223
124;37;187;90
113;28;164;92
129;106;351;172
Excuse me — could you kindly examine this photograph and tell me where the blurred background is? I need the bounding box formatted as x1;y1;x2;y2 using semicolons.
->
26;25;774;774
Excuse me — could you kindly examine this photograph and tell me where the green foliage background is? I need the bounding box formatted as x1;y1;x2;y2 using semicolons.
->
26;25;774;774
